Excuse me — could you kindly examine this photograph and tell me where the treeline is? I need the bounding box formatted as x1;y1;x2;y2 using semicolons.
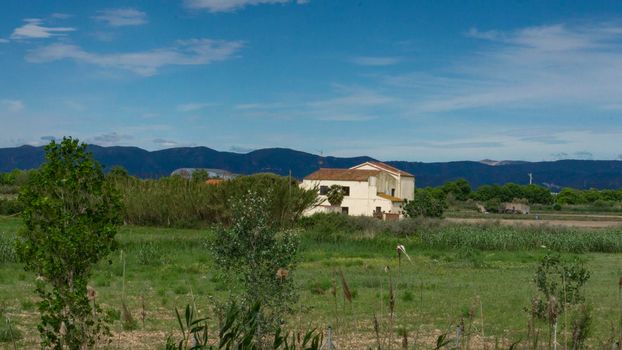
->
420;179;553;204
108;169;320;228
422;178;622;211
0;169;33;215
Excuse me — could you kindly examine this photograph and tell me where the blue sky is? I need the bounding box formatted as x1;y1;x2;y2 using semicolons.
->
1;0;622;162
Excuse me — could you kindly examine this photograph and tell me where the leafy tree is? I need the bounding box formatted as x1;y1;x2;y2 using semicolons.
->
326;184;345;207
531;254;590;347
17;137;122;349
404;189;445;218
441;178;471;201
210;192;299;328
556;188;587;205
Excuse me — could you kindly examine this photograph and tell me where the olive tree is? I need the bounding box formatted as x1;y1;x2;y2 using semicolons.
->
17;137;122;349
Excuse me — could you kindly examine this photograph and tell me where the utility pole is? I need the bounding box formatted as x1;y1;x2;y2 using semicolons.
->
528;173;533;185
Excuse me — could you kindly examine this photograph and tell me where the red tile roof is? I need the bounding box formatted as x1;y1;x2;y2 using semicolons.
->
304;168;380;181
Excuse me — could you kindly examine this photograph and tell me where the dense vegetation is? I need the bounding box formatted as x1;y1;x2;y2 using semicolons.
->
109;171;320;228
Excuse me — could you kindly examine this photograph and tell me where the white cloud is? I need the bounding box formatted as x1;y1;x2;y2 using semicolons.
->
235;86;395;122
50;13;72;20
93;8;148;27
26;39;244;76
0;38;9;43
351;56;401;66
383;22;622;114
177;102;215;112
184;0;303;12
11;18;75;40
153;138;178;148
91;132;132;146
1;99;24;112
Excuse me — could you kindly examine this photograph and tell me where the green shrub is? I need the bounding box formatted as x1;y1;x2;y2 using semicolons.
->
210;192;300;326
404;190;445;218
484;198;501;213
0;199;23;216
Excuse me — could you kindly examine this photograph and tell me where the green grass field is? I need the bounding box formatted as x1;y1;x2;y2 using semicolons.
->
2;215;622;349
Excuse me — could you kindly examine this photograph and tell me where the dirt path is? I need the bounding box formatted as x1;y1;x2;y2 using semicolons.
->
445;217;622;228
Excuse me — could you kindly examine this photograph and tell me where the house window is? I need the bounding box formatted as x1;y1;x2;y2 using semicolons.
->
320;185;329;195
341;207;349;215
375;206;382;213
342;186;350;196
391;188;396;197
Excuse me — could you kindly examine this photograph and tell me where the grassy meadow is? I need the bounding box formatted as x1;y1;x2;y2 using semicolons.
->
2;215;622;349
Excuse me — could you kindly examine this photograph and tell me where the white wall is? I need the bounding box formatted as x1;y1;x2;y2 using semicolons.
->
301;179;394;216
400;177;415;201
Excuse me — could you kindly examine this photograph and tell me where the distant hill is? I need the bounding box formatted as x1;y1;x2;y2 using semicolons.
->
1;145;622;189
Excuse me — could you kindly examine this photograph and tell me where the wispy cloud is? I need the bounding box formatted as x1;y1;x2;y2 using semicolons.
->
230;145;255;153
0;38;9;43
177;102;215;112
91;132;132;146
1;99;25;112
184;0;306;12
93;8;148;27
50;13;72;20
350;56;401;66
234;85;395;122
390;23;622;114
152;138;192;148
26;39;244;76
11;18;75;40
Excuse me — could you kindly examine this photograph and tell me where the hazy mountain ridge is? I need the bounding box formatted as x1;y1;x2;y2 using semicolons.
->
1;145;621;189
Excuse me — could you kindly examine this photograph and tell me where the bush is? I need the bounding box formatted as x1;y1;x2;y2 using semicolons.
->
404;190;445;218
210;191;300;326
484;198;501;213
298;213;440;241
0;199;22;216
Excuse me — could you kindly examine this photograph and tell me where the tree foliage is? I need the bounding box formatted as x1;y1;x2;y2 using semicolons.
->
17;137;122;349
531;254;590;324
472;183;553;204
210;191;300;327
441;178;471;201
404;189;445;218
326;184;345;207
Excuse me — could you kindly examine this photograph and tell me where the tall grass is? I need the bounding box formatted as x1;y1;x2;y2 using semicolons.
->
300;213;622;253
112;173;319;228
419;224;622;253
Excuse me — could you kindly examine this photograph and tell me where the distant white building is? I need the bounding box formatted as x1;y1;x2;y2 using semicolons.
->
300;161;415;218
171;168;237;180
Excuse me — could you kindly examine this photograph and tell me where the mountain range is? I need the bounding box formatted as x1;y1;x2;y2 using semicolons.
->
1;145;622;189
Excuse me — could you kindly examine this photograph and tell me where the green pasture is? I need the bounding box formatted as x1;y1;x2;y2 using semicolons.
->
1;216;622;348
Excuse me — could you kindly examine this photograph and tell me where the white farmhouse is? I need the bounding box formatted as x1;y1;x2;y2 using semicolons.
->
301;161;415;218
